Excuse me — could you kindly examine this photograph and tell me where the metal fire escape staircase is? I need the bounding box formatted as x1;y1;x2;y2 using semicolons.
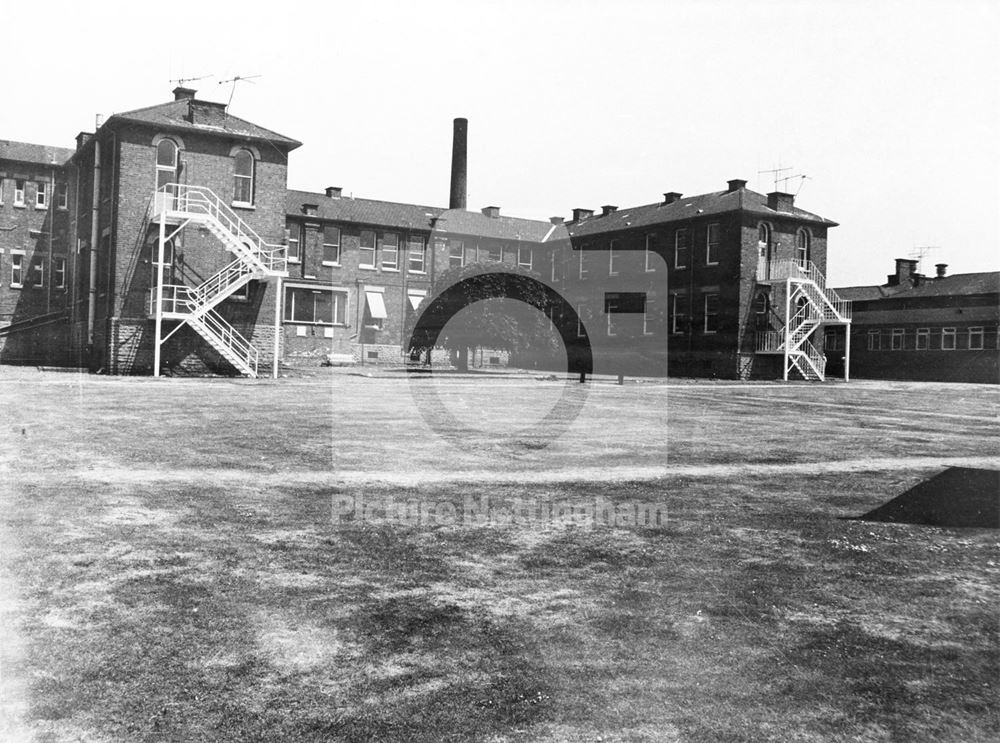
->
755;260;852;381
151;184;287;377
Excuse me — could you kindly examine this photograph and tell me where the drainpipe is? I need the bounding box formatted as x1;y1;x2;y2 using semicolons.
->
86;132;101;357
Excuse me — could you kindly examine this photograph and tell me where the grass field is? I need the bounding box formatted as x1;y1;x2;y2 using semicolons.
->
1;367;998;742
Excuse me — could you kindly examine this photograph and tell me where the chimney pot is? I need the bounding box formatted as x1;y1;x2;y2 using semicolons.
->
572;208;594;222
172;86;197;101
325;186;342;199
449;118;468;210
727;179;747;192
482;206;500;218
601;205;618;216
935;263;948;278
767;191;794;211
662;192;683;205
549;216;564;225
890;258;918;286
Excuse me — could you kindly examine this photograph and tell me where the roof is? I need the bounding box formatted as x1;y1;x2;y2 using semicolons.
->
562;187;837;239
435;209;554;242
836;271;1000;302
0;139;74;167
108;98;301;150
287;190;443;231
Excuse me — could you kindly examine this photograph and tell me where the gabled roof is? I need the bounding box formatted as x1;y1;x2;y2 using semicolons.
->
836;271;999;302
0;139;74;167
562;188;836;239
435;209;554;242
287;190;443;231
108;98;301;150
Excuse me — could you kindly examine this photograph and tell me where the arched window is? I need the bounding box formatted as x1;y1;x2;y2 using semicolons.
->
155;139;178;192
796;229;811;267
233;149;254;205
758;223;770;247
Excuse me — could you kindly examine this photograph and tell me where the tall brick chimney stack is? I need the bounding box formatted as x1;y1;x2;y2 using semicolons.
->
449;118;468;210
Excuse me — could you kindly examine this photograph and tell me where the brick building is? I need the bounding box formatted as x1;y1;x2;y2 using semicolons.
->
833;260;999;383
2;88;859;380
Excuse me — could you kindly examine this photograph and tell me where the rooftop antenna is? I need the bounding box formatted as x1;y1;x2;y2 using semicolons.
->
909;245;941;274
170;74;211;87
758;165;792;192
777;173;810;196
218;74;261;111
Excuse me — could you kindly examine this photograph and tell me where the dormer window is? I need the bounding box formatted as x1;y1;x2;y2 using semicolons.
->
233;149;255;206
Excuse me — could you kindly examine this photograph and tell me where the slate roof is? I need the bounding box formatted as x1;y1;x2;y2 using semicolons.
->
287;190;443;231
563;188;837;239
836;271;999;302
0;139;74;167
108;98;302;149
435;209;554;242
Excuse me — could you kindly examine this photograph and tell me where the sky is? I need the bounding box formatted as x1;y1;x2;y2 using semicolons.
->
2;0;997;287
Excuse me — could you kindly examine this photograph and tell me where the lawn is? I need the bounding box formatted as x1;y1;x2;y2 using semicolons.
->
1;367;998;742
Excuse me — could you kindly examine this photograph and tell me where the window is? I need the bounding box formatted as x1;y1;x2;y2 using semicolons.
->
670;293;687;334
578;249;588;279
486;243;502;262
284;286;347;325
891;328;904;350
14;179;25;206
233;149;254;205
54;257;66;289
31;256;44;287
550;250;562;283
969;327;984;350
407;235;426;273
57;182;68;209
674;229;690;268
706;223;720;265
449;240;465;269
758;223;771;248
825;330;843;351
35;181;48;209
10;253;24;287
643;299;654;335
703;293;719;333
608;240;619;275
322;225;341;265
518;245;533;270
916;327;930;350
0;177;4;204
576;304;586;338
796;229;811;267
286;222;301;263
867;329;881;351
941;327;956;350
381;232;399;270
359;230;376;268
155;139;178;192
363;289;387;329
605;294;618;337
645;234;657;272
407;289;427;313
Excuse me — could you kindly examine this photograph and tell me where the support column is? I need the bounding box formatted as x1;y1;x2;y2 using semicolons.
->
153;210;166;377
272;276;282;379
843;322;851;382
782;278;791;381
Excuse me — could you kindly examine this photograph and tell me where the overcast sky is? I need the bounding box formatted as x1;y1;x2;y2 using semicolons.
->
3;0;996;286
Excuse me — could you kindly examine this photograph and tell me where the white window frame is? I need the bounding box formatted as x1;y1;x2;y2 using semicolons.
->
643;298;654;336
706;223;720;265
968;326;984;350
796;229;811;267
606;295;618;337
449;240;465;270
608;240;619;276
891;328;904;351
10;251;25;287
867;329;881;351
57;181;68;209
232;149;255;206
284;285;348;326
670;292;687;334
381;232;400;271
645;234;657;272
0;177;5;205
14;179;26;207
359;230;377;269
674;228;689;269
31;256;44;288
407;235;426;273
703;292;719;334
578;249;588;279
576;303;586;338
550;250;560;282
941;327;956;351
518;245;533;270
54;256;66;289
322;225;341;266
915;327;930;350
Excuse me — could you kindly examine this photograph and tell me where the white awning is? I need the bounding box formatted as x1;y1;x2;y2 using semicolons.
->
407;292;426;310
365;290;388;319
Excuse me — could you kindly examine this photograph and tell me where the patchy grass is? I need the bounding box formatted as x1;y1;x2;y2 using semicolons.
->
1;368;998;742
